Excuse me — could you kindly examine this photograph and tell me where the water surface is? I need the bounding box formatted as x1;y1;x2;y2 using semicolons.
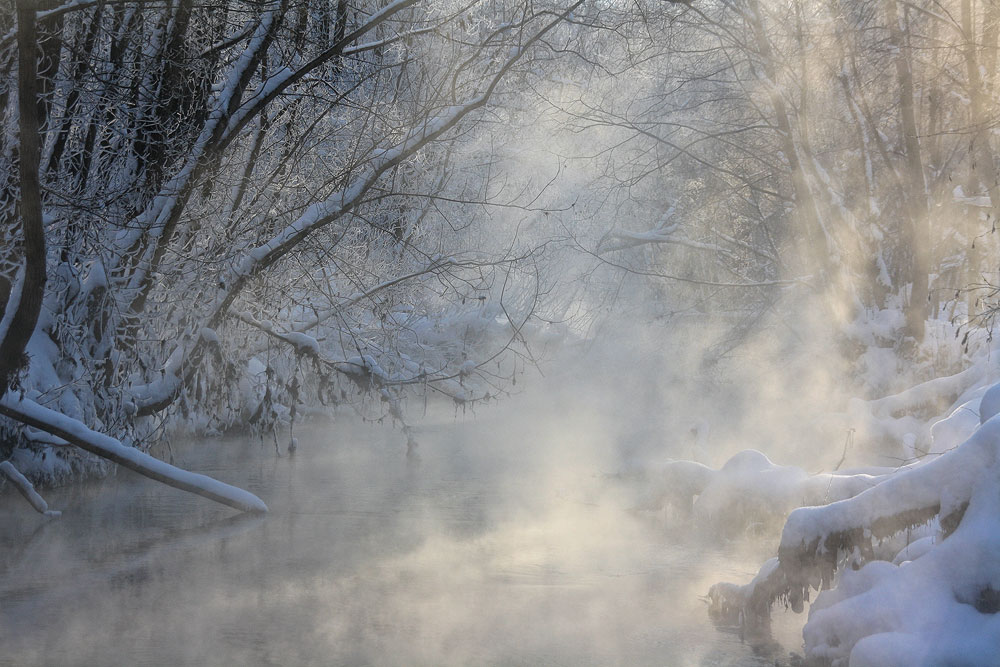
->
0;402;805;666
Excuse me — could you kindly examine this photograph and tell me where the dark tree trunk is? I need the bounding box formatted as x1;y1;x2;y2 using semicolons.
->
0;1;48;393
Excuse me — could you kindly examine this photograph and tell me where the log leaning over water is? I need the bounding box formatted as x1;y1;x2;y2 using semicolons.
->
0;461;61;517
0;397;267;514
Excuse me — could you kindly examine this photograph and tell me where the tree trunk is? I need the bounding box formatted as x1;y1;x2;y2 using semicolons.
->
886;0;929;342
0;1;47;393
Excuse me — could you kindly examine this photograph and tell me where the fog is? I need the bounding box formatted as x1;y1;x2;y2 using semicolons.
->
0;330;819;666
4;0;1000;663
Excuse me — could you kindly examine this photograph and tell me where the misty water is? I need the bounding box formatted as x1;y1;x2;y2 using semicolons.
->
0;375;806;666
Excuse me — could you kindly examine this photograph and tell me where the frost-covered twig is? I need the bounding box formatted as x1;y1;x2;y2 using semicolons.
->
575;234;802;288
595;206;761;260
0;461;61;517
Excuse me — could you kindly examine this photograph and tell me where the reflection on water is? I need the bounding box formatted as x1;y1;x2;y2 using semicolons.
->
0;405;805;666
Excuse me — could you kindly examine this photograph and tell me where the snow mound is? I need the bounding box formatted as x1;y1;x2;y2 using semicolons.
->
929;395;982;454
624;449;881;535
980;381;1000;424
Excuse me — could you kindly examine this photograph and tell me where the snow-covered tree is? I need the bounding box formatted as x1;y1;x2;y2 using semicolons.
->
0;0;584;509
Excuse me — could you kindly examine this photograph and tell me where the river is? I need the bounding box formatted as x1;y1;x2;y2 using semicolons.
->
0;382;807;666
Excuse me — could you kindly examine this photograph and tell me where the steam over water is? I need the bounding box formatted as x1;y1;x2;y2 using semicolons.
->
0;368;805;666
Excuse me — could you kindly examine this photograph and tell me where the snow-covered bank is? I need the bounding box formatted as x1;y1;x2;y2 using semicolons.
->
680;357;1000;665
786;405;1000;665
802;459;1000;665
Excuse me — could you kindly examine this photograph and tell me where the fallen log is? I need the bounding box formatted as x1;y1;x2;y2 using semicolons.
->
0;396;267;514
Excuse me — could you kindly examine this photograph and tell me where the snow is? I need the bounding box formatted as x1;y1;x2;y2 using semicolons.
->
802;457;1000;665
624;449;881;534
283;332;321;356
891;535;934;565
82;259;108;292
702;363;1000;666
979;381;1000;423
0;266;24;345
199;327;220;344
344;354;388;382
929;395;982;453
782;407;1000;548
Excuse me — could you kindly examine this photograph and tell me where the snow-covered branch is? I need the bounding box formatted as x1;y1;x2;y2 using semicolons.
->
622;449;884;532
596;206;735;256
866;363;985;418
0;460;61;517
133;0;584;416
705;394;1000;651
0;397;267;514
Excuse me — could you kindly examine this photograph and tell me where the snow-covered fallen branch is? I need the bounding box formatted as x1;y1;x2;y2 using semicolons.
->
0;397;267;514
623;449;884;534
865;363;985;418
767;418;997;608
799;461;1000;666
705;388;1000;664
0;460;61;517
